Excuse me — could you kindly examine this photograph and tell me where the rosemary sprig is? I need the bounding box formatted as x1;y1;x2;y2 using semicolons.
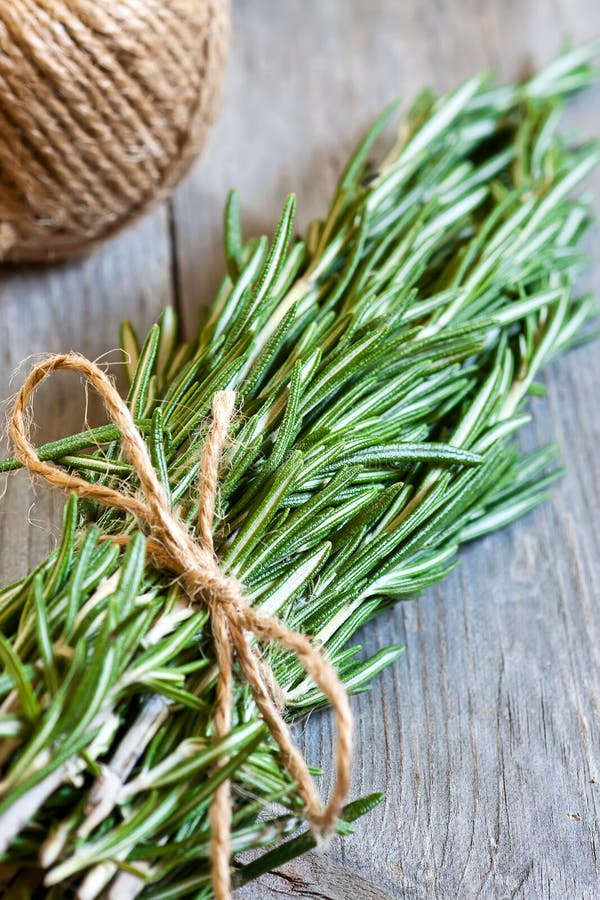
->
0;44;598;898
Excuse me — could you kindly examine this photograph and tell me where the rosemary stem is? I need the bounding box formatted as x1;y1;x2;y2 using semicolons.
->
78;695;169;838
107;866;150;900
0;762;70;855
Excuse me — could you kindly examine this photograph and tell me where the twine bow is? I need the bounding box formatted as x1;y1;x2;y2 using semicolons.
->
9;354;353;900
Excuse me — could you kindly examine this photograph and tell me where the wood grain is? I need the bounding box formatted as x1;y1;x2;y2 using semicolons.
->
0;1;598;898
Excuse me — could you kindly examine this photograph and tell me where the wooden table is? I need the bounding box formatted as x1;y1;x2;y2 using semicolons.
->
1;2;599;897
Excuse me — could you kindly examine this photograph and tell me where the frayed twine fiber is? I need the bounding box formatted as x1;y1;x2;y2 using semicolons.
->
0;0;229;263
9;353;354;900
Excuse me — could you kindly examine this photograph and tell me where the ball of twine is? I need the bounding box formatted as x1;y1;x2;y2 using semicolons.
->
0;0;230;263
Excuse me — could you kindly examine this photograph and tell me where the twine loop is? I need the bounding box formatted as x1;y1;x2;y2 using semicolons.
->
9;353;353;900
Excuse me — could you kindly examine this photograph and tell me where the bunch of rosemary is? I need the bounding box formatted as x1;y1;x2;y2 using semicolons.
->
0;45;598;899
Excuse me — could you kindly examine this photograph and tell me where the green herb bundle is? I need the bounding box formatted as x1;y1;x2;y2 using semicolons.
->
0;45;598;899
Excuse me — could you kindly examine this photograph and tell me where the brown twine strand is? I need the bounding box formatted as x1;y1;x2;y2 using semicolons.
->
0;0;230;263
9;353;353;900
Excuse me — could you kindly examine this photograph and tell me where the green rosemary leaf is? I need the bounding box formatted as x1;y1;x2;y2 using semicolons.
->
243;465;362;579
155;307;179;394
0;633;40;722
236;792;385;885
0;421;153;474
60;455;133;477
149;408;171;501
113;533;147;618
346;104;402;191
242;300;299;395
210;237;268;343
127;324;161;420
120;320;140;385
137;679;210;711
123;723;264;796
64;632;117;739
244;195;297;317
33;575;58;697
340;442;483;467
224;189;244;278
43;494;78;600
324;645;404;699
120;609;208;690
224;451;304;571
63;528;101;638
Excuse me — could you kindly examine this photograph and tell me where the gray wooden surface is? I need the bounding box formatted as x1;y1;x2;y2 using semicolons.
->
1;1;599;897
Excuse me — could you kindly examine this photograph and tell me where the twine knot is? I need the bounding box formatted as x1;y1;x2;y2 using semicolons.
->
9;353;353;900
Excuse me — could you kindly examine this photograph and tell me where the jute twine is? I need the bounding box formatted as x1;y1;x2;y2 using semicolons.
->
9;354;354;900
0;0;229;263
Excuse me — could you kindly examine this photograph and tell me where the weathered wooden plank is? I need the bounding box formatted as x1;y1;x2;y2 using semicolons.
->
168;1;600;897
246;855;396;899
